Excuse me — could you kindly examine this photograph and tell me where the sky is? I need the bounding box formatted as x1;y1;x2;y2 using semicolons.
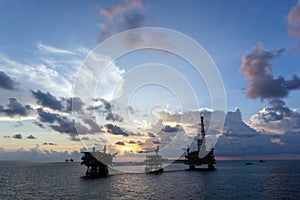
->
0;0;300;161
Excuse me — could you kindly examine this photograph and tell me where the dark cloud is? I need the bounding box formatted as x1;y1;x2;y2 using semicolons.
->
161;124;182;133
115;141;125;145
0;98;32;117
37;108;60;123
152;140;161;144
37;108;102;138
50;119;77;135
70;136;81;142
106;124;129;136
98;98;112;111
105;112;124;122
66;97;84;112
43;142;57;145
33;121;45;128
128;106;135;114
98;0;146;42
27;135;36;139
86;105;101;111
148;132;156;137
81;136;90;141
82;118;102;133
13;133;22;139
128;140;136;144
37;108;77;136
93;98;124;122
31;90;63;110
0;71;18;90
240;44;300;99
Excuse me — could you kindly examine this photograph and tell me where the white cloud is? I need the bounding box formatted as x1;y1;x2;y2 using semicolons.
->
249;100;300;134
0;42;125;103
37;42;79;56
73;52;125;102
0;53;73;98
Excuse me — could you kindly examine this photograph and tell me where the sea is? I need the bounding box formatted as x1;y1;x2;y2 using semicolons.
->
0;160;299;200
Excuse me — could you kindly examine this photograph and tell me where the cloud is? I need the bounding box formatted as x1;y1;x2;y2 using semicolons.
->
98;0;146;42
152;140;161;144
37;108;60;123
74;53;125;102
37;108;102;137
250;99;300;134
31;90;64;111
240;44;300;99
106;112;124;122
223;108;259;137
37;42;78;55
115;141;125;145
36;108;78;136
81;136;90;141
93;98;124;122
27;135;36;139
0;146;82;161
148;132;156;137
50;118;77;136
13;133;22;139
215;109;282;156
82;117;102;133
33;121;45;128
66;97;84;113
161;124;183;133
31;91;84;112
0;98;33;117
287;3;300;52
0;53;74;98
43;142;57;145
0;71;19;91
106;124;129;136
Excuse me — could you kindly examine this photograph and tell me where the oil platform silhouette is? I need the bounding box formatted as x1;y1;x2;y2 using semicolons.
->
81;146;117;177
184;115;215;170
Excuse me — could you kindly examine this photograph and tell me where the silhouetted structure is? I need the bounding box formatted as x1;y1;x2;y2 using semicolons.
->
81;146;116;177
144;146;164;173
184;115;215;170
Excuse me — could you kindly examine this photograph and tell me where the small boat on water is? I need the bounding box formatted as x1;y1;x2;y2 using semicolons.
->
144;146;164;173
245;162;254;165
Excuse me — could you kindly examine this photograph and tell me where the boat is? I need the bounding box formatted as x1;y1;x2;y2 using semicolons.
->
144;146;164;173
184;115;216;170
81;146;117;178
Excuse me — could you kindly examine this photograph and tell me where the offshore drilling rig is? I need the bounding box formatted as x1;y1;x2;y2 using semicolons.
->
184;115;215;170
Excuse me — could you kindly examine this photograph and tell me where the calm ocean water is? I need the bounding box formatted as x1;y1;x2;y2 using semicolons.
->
0;160;299;200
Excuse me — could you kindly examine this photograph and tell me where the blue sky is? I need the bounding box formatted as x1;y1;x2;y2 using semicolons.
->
0;0;300;161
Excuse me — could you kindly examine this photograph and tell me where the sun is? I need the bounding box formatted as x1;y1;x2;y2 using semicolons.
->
117;145;143;156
